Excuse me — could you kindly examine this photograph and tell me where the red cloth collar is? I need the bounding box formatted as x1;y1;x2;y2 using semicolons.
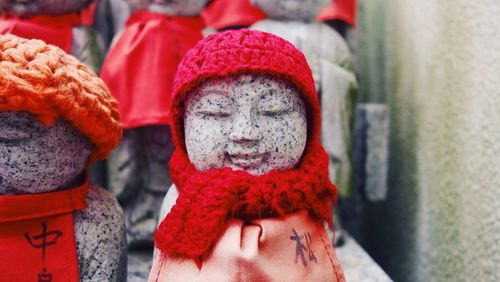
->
0;12;81;53
318;0;357;27
202;0;266;30
101;11;205;128
155;139;337;264
0;178;89;281
0;177;89;222
126;10;205;29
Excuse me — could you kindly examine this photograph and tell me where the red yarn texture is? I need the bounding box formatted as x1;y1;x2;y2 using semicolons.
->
154;30;336;261
155;140;336;261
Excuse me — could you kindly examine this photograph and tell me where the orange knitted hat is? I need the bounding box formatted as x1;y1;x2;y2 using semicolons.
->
0;34;121;163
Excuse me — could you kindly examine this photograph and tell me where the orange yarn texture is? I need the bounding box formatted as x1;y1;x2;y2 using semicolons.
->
0;34;121;162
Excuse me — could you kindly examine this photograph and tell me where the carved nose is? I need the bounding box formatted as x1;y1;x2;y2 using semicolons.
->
229;112;260;143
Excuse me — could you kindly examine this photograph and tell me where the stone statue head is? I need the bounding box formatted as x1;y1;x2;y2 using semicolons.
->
0;35;121;194
126;0;211;16
253;0;331;22
184;74;307;175
168;30;323;179
0;0;92;17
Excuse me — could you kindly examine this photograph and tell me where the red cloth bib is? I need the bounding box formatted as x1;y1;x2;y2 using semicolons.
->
100;11;205;128
202;0;266;30
318;0;357;27
0;12;81;53
0;179;89;281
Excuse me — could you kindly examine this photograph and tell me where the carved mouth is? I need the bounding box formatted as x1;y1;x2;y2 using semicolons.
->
227;152;267;169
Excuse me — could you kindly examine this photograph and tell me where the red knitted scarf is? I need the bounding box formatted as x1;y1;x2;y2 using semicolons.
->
154;139;337;263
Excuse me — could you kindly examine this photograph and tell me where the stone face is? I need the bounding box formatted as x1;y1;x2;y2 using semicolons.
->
0;112;91;195
254;0;330;22
0;0;91;16
0;111;126;281
184;74;307;175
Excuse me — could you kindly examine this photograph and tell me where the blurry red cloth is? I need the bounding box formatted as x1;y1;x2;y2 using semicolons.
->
0;179;89;281
318;0;357;27
80;1;97;26
0;12;81;53
202;0;266;30
100;11;205;128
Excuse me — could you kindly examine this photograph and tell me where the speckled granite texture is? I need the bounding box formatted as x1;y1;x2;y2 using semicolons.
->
184;75;307;175
0;112;127;281
355;0;500;280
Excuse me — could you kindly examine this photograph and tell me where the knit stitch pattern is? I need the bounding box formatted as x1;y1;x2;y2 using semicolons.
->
170;29;322;150
0;34;121;162
155;30;337;262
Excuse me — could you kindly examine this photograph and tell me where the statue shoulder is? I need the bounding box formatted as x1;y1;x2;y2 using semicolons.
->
73;184;127;282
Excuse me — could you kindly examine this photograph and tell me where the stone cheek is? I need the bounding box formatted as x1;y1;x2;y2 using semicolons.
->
0;0;91;16
254;0;331;22
0;112;92;195
184;74;308;176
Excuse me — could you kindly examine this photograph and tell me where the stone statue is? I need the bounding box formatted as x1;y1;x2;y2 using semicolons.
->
150;29;345;282
101;0;211;248
251;0;358;198
0;35;126;281
0;0;105;73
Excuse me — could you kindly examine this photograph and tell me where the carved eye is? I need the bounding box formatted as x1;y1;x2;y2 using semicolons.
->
259;108;291;117
0;127;33;143
197;110;232;118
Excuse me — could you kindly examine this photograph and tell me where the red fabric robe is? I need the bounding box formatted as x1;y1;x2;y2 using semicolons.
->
100;11;205;128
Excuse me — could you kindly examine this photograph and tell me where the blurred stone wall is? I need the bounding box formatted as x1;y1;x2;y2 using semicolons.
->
354;0;500;281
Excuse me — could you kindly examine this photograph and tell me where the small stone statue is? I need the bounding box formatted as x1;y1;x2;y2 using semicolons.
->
251;0;358;198
150;29;345;282
0;0;105;73
0;35;126;281
101;0;211;247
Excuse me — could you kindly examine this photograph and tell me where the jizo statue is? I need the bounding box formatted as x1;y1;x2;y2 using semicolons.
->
0;35;126;281
149;29;345;282
101;0;211;247
0;0;105;73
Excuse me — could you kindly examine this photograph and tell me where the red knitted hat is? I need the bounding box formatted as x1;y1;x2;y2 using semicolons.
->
0;34;121;163
170;29;321;151
157;30;337;261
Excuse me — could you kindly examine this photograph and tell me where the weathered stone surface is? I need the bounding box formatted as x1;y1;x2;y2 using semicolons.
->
355;0;500;280
0;112;127;281
184;74;307;175
352;103;389;202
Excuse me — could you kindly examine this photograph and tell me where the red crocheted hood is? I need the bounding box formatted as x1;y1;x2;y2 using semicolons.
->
169;29;322;154
156;29;336;262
